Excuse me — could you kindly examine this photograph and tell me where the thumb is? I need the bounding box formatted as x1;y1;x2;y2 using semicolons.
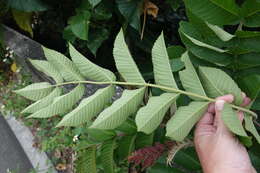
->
215;100;232;136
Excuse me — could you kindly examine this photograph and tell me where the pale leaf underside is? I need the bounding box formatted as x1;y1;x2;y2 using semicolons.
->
152;32;178;89
57;86;115;127
166;101;209;141
29;84;85;118
136;93;179;134
90;87;146;129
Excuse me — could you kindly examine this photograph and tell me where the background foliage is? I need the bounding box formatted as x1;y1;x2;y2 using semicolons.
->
1;0;260;173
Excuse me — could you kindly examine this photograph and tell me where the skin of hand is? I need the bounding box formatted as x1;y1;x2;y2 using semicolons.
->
194;94;257;173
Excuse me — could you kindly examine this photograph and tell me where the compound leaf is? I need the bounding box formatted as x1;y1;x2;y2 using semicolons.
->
136;93;179;134
14;82;53;101
199;66;243;105
43;46;84;81
30;60;63;83
69;43;115;82
221;104;248;137
57;86;114;127
29;85;85;118
22;87;62;114
166;101;209;141
113;29;145;84
90;87;145;129
152;32;178;89
179;52;207;100
101;139;116;173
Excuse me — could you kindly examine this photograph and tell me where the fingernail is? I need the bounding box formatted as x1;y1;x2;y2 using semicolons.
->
216;100;225;111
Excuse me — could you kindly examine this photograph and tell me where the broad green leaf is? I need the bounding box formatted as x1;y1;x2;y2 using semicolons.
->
182;33;227;53
236;53;260;70
87;28;110;55
167;46;185;72
101;139;116;173
152;32;178;89
88;0;102;7
14;82;53;101
199;66;243;105
116;118;137;134
87;128;116;142
12;10;33;37
75;147;97;173
135;132;154;149
7;0;48;12
30;60;63;83
117;135;136;160
57;86;114;127
221;104;248;137
136;93;179;134
174;148;201;171
206;22;235;41
179;22;232;66
68;10;91;40
42;46;84;81
113;29;145;83
245;115;260;144
179;52;207;100
69;43;115;82
116;0;142;31
166;101;208;141
22;87;62;114
29;84;85;118
184;0;239;25
240;0;260;27
90;87;145;129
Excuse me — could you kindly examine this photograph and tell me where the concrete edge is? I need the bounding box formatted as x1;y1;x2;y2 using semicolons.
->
4;115;57;173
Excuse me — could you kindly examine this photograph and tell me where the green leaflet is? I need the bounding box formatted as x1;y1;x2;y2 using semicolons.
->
166;102;209;141
116;118;137;134
199;66;243;105
117;135;136;160
29;84;85;118
81;146;97;173
182;33;227;53
57;86;115;127
221;104;248;137
90;87;145;129
245;115;260;144
152;32;178;89
101;139;116;173
22;87;62;114
14;82;53;101
179;22;232;66
113;29;145;84
69;43;116;82
179;52;207;100
30;60;63;83
87;129;116;142
136;93;179;134
42;46;84;81
184;0;239;25
205;22;235;41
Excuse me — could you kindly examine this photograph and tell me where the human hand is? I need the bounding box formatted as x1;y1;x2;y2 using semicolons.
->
194;94;256;173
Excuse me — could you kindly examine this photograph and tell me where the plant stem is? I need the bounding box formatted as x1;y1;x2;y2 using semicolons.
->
54;80;257;118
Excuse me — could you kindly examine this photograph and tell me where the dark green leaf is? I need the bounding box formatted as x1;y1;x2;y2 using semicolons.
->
117;135;136;160
87;28;109;55
116;0;143;31
87;128;116;142
7;0;48;12
184;0;239;25
135;132;154;149
68;10;91;40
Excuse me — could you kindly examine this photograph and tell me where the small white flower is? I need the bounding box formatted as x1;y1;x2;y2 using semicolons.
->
73;135;79;142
